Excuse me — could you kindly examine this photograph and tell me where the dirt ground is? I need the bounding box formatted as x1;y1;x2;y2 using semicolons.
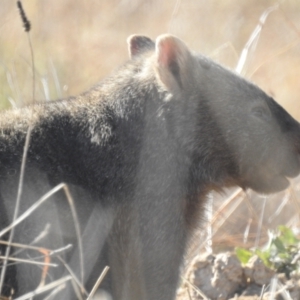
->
177;252;300;300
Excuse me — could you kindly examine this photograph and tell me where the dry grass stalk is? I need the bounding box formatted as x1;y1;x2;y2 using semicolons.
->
180;276;209;300
0;256;57;267
0;182;83;298
14;275;72;300
0;126;32;295
86;266;110;300
57;256;88;298
0;183;65;238
62;184;84;290
235;5;278;75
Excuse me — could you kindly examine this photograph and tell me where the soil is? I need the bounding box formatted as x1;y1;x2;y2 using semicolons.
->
177;252;300;300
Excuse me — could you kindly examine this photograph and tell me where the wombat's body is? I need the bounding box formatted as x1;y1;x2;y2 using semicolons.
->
1;35;300;300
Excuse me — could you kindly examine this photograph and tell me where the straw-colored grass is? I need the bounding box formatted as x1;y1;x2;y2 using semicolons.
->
1;1;300;299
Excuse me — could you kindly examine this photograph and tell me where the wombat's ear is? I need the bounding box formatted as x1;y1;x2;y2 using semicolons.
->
155;35;193;93
127;35;155;59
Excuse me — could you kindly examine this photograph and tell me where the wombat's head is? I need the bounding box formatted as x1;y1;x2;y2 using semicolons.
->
128;34;300;194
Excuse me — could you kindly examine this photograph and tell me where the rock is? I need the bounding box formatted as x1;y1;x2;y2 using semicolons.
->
187;252;244;300
244;256;275;285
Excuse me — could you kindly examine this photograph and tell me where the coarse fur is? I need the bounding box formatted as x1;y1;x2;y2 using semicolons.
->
0;34;300;300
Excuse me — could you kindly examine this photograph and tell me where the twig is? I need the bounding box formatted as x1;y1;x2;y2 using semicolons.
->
254;195;267;249
14;275;72;300
186;286;192;300
180;276;209;300
0;183;84;295
268;190;290;223
236;5;278;74
269;277;278;300
0;183;66;238
62;185;84;291
259;284;265;300
276;281;293;300
0;126;32;295
42;283;67;300
195;188;244;254
0;255;57;267
205;193;213;253
86;266;110;300
0;240;52;252
57;256;88;297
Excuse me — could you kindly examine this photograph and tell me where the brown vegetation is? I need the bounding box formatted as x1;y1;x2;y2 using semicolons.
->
1;1;300;299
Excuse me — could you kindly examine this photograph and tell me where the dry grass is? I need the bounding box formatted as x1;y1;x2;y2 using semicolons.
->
1;0;300;299
1;0;300;115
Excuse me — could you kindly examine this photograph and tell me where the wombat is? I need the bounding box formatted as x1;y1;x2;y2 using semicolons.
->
0;34;299;300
